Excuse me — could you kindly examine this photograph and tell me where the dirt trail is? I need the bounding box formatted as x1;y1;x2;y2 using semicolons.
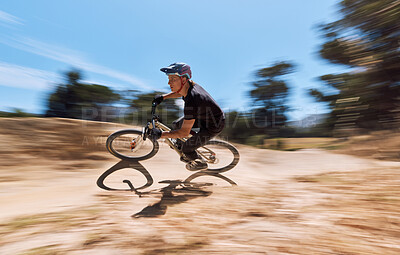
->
1;118;400;254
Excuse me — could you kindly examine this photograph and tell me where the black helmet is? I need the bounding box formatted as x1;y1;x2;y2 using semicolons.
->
160;62;192;79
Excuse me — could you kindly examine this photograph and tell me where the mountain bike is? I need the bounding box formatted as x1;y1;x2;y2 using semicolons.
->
105;102;240;172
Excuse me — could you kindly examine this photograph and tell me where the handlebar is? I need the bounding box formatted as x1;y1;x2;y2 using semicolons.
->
151;102;157;116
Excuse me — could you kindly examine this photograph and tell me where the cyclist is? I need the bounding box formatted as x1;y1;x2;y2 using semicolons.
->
151;62;225;171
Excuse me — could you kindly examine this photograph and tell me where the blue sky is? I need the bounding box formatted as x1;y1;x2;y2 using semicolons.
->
0;0;345;120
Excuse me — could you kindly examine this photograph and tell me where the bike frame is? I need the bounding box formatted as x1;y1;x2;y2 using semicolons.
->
147;103;215;161
154;120;184;155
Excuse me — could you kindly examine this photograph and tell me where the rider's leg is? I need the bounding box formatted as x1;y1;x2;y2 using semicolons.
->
173;116;201;151
181;129;214;161
181;129;214;170
181;123;225;170
181;119;225;161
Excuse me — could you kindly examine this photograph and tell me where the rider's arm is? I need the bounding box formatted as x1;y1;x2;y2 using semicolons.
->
161;119;195;139
163;92;182;99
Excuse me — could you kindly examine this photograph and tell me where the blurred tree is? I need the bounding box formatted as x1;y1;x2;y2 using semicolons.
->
311;0;400;132
46;70;120;120
249;61;295;136
127;91;181;126
220;111;254;143
0;108;38;117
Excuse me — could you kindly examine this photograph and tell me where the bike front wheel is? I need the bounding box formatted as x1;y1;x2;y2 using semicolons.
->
106;129;159;161
197;140;240;173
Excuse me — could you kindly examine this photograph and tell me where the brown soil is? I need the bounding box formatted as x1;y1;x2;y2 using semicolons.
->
0;118;399;254
336;130;400;161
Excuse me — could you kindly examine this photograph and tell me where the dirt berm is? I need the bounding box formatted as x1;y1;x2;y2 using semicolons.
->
0;117;400;254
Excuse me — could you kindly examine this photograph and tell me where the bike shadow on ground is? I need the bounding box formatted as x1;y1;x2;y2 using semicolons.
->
97;160;237;218
97;160;154;191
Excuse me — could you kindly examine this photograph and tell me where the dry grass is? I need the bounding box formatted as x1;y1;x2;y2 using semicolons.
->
19;245;64;255
263;130;400;162
336;130;400;161
1;167;400;254
0;117;132;162
263;137;340;151
1;118;400;254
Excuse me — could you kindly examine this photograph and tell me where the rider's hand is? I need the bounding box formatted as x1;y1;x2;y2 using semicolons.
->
152;95;164;105
150;128;162;141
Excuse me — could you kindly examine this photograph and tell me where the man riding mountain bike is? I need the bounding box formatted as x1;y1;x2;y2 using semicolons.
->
150;62;225;171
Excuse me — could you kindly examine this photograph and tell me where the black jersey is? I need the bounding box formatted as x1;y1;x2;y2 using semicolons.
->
183;82;224;132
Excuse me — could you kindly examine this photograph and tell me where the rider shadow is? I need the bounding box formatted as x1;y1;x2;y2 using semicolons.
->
131;179;213;218
97;160;237;218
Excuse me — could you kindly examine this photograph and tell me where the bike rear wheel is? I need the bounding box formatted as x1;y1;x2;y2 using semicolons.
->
106;129;159;161
197;140;240;173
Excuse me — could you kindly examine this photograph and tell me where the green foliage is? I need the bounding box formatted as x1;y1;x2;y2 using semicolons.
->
219;62;299;144
248;61;295;136
311;0;400;133
0;108;38;117
245;134;266;147
220;111;254;143
45;69;180;125
250;61;294;108
127;91;180;126
46;70;120;120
